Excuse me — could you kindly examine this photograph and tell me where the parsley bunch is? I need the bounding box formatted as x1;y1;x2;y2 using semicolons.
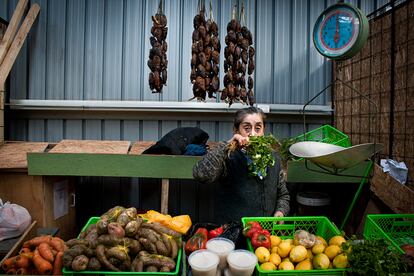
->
245;134;278;178
342;238;406;275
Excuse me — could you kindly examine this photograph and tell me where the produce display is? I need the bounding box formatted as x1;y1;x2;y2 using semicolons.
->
148;3;168;93
1;236;66;275
222;4;255;106
190;3;220;101
243;222;349;271
63;206;183;273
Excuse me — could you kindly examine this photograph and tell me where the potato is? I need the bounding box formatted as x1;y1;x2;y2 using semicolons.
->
108;222;125;238
71;255;89;272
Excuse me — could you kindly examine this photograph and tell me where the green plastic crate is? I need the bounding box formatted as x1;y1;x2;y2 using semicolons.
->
242;216;347;276
363;214;414;254
294;125;351;148
63;217;182;276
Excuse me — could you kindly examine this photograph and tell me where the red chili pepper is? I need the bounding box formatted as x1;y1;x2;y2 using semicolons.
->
251;229;271;249
185;228;208;254
208;226;224;239
243;221;263;238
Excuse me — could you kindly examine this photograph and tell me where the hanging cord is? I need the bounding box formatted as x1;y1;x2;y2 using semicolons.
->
231;1;238;20
240;1;247;26
209;0;214;21
157;0;164;14
198;0;205;14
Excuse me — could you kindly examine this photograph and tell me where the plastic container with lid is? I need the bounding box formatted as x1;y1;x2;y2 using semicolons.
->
206;237;235;269
226;249;258;276
188;249;220;276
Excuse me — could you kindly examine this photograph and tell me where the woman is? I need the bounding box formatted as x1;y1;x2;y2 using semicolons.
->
193;107;290;224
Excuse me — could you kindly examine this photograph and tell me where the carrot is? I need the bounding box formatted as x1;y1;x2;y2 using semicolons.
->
1;256;17;271
19;247;31;254
32;249;53;275
52;251;64;275
23;236;53;249
14;255;31;268
16;267;30;275
38;242;54;263
6;268;16;274
50;237;66;252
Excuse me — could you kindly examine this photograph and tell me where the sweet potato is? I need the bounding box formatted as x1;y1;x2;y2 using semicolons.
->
146;265;158;272
84;227;99;248
64;245;93;258
71;255;89;272
96;218;109;235
97;234;123;247
106;246;129;262
119;257;131;271
160;234;171;257
62;253;73;269
96;244;121;272
116;213;131;227
50;237;66;252
125;238;141;255
66;238;89;248
160;266;171;272
6;268;16;274
79;224;97;239
101;206;125;222
125;220;140;237
137;228;160;243
87;257;101;271
131;257;144;272
139;254;176;270
33;248;53;275
169;237;178;259
16;267;30;275
53;251;64;275
141;222;181;238
108;222;125;238
38;242;54;263
155;240;168;256
139;238;157;254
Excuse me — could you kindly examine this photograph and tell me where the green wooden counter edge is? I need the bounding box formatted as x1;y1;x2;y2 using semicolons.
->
27;152;201;179
287;160;373;183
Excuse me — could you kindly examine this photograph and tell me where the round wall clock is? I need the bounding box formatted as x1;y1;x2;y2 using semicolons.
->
313;2;369;60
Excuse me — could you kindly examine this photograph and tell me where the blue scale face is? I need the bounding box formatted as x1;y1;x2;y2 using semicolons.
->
314;6;360;58
321;11;354;50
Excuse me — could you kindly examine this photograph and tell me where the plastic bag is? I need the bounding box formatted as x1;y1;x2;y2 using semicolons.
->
0;199;31;241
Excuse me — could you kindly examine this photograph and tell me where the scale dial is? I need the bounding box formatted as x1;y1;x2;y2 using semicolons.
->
313;3;369;60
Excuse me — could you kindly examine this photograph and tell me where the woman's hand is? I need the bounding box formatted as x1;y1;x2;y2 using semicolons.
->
274;211;285;224
228;133;249;147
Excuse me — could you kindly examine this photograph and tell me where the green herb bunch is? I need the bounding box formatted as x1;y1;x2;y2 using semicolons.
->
342;238;406;275
245;134;278;178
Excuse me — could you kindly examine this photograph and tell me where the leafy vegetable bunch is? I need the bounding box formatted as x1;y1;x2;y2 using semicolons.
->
342;238;406;275
245;134;278;178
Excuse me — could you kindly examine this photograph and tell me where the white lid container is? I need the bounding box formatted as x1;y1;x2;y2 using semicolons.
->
188;249;220;276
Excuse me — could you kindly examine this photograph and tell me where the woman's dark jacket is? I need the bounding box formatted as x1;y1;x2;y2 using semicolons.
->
193;142;290;224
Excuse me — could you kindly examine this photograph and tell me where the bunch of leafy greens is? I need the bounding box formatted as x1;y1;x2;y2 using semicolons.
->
245;134;278;178
342;238;406;275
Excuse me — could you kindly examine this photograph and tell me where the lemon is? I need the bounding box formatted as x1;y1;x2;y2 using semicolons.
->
329;236;346;247
255;246;270;263
306;249;313;260
289;245;307;263
270;235;282;248
271;246;278;254
315;236;328;246
295;259;313;270
324;245;341;260
278;261;295;270
313;253;330;269
333;253;348;268
277;241;292;258
259;262;276;271
312;243;326;254
284;239;294;245
281;257;290;262
269;253;281;266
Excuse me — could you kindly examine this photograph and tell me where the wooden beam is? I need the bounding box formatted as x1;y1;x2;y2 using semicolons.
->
0;3;40;85
0;0;28;66
161;178;169;214
28;152;201;179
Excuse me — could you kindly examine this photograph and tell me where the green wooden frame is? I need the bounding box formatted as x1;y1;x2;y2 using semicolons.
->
27;152;201;179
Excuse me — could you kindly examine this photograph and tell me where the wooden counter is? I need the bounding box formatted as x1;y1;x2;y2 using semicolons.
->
0;141;76;240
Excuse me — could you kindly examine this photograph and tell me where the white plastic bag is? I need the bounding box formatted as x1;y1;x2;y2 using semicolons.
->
0;199;31;241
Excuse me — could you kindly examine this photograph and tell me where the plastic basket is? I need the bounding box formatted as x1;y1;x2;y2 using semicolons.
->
62;217;182;276
363;214;414;254
241;216;347;276
294;125;351;148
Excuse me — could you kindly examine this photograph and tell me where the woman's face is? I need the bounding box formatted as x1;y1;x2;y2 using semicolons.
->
236;113;265;137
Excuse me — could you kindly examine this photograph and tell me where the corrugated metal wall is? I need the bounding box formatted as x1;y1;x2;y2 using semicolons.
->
0;0;388;224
